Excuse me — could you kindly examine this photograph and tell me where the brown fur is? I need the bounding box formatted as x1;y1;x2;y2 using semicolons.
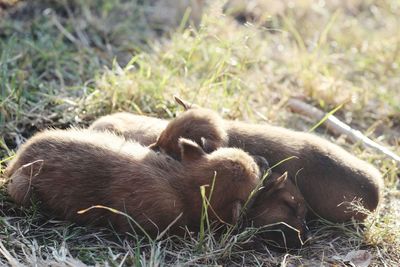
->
225;120;383;222
147;106;309;246
89;112;168;146
6;129;261;236
90;108;310;248
89;99;383;223
90;108;228;160
175;98;383;222
151;107;229;160
247;172;308;248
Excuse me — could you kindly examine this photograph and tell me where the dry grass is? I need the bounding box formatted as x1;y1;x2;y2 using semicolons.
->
1;0;399;265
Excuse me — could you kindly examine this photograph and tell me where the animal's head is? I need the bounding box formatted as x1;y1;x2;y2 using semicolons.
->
177;138;263;225
149;99;228;160
246;172;309;249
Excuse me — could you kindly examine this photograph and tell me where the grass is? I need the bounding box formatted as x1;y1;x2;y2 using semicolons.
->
1;0;399;265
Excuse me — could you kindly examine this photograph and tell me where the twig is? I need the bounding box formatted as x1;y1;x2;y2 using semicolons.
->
0;240;23;267
287;98;400;164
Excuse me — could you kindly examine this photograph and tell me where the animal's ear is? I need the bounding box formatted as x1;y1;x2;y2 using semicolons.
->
263;172;288;192
148;142;160;152
179;138;206;161
174;95;191;110
174;95;199;110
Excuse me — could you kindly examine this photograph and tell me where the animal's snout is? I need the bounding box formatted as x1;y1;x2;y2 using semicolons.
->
252;155;269;176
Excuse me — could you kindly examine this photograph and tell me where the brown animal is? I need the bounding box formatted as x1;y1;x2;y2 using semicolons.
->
246;172;308;249
91;106;310;248
89;108;228;160
150;107;228;160
226;121;384;223
89;112;168;146
91;107;270;181
6;129;262;237
90;97;384;223
178;98;384;222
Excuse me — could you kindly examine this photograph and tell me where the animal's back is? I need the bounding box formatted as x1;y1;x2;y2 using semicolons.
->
6;129;185;234
225;120;384;222
89;112;168;146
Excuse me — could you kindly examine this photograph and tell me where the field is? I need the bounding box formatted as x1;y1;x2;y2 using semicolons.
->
0;0;399;266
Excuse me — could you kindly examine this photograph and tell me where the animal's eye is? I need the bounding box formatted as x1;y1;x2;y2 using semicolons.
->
284;196;298;212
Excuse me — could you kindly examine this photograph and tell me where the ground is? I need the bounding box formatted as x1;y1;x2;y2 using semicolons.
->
0;0;399;266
